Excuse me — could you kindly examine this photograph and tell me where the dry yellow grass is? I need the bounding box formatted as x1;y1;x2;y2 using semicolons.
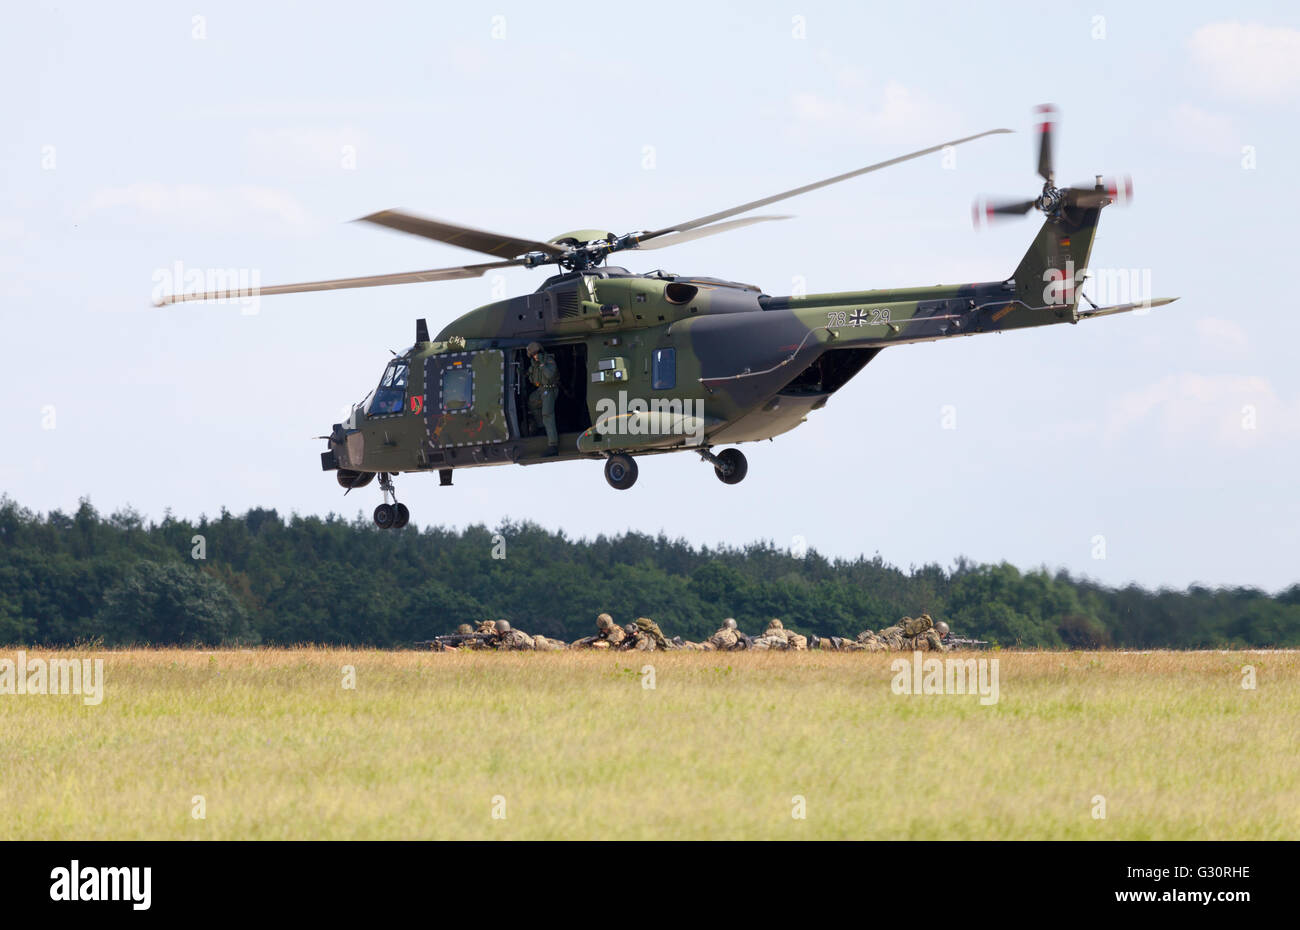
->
1;648;1296;839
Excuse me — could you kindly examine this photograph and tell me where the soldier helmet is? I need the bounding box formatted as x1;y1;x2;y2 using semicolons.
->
526;341;543;357
496;619;511;633
455;623;473;635
767;618;784;630
477;619;497;633
723;617;737;630
935;621;950;636
597;612;613;629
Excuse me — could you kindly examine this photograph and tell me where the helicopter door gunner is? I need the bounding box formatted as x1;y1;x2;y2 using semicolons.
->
526;342;560;457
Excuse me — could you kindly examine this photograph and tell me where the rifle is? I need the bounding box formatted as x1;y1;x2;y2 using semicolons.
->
942;635;991;650
419;632;499;651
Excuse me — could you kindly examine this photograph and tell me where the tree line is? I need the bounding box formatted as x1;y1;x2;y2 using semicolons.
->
1;496;1296;648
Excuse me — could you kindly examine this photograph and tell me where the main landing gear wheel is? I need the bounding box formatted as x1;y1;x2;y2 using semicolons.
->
373;472;408;528
604;453;638;490
711;448;748;485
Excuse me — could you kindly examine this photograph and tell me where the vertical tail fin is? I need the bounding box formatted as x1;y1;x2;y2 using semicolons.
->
1010;206;1103;319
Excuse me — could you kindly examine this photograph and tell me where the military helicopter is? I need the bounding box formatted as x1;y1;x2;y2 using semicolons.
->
158;106;1175;528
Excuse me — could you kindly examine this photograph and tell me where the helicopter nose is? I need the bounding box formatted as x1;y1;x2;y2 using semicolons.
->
324;423;365;470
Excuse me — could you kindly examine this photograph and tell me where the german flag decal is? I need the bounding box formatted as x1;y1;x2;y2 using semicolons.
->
1059;237;1071;248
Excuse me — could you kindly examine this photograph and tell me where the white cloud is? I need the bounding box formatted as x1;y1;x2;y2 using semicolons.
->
789;81;959;143
1188;22;1300;102
1105;373;1296;445
1194;317;1250;354
244;126;371;172
85;183;312;230
1158;103;1241;157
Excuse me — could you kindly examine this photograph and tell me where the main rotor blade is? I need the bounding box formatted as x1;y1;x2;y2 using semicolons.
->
633;215;792;251
1035;103;1057;183
638;128;1012;242
153;259;524;306
356;209;568;259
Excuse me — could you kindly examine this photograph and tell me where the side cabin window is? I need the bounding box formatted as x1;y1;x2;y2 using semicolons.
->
368;359;408;415
441;364;474;412
652;347;676;390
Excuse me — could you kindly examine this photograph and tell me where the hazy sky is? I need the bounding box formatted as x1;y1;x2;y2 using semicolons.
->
4;1;1298;591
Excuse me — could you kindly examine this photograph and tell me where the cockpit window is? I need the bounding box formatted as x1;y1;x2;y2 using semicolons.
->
368;360;408;415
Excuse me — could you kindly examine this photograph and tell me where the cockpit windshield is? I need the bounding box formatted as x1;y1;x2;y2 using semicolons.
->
368;359;408;415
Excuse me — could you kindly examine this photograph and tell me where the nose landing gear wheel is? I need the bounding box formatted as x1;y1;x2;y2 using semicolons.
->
373;472;407;528
604;453;638;490
713;448;748;485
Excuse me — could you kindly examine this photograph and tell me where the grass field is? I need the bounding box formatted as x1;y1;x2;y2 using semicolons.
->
1;648;1296;840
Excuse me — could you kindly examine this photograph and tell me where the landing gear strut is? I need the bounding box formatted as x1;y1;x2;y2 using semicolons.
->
373;473;410;529
699;447;748;485
604;453;638;490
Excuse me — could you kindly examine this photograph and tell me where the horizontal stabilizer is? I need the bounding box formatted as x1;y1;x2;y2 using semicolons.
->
1077;297;1179;320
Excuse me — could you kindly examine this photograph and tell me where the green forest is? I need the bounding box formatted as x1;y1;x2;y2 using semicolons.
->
1;495;1296;648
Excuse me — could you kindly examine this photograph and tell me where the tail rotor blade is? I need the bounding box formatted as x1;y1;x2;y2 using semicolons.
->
1066;175;1133;209
972;196;1036;228
1035;103;1057;184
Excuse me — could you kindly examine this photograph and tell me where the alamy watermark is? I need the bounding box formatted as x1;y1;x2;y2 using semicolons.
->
593;391;705;444
152;261;262;314
890;652;999;705
0;651;103;705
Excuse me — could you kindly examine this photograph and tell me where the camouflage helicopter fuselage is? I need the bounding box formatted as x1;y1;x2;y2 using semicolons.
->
322;201;1159;488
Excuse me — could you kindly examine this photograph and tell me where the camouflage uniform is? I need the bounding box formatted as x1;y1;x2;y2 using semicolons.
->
630;617;672;651
863;614;948;652
875;621;908;651
460;619;498;649
852;630;889;651
753;618;807;651
574;612;627;649
707;627;741;651
819;635;871;651
902;614;946;652
532;634;567;651
495;621;535;651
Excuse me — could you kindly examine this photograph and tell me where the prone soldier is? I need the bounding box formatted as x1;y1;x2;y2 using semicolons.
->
752;618;807;651
532;632;567;651
627;616;673;651
493;619;535;651
706;617;746;651
572;612;627;649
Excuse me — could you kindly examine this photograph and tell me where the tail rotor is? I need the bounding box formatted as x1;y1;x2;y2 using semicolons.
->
973;105;1132;229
